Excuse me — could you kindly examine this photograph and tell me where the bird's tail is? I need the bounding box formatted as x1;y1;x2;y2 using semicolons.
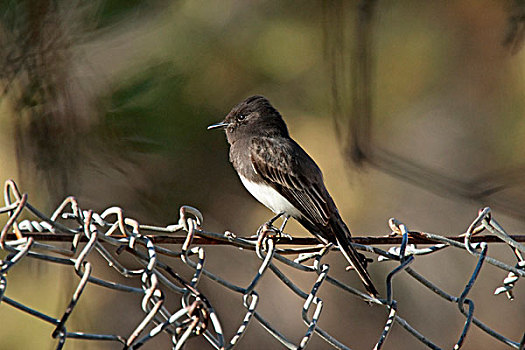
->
332;218;379;298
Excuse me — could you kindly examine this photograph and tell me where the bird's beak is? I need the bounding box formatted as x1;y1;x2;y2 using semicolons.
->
207;122;229;130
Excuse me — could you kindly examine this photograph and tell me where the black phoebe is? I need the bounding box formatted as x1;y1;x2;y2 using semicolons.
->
208;95;378;297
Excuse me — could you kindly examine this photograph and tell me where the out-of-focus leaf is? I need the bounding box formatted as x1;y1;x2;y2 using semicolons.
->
101;63;212;155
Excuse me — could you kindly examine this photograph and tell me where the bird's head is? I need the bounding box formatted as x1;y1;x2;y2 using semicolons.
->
208;95;289;144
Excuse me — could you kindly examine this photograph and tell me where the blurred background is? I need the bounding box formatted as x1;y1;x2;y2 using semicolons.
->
0;0;524;349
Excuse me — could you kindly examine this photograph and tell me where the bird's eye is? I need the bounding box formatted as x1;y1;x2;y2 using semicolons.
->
237;114;246;121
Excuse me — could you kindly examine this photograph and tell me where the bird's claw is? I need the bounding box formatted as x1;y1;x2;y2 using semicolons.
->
279;232;293;240
257;222;291;241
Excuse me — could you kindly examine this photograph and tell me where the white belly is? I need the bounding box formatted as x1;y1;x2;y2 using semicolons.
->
239;175;302;218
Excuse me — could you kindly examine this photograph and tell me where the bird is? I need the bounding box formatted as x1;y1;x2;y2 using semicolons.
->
208;95;378;298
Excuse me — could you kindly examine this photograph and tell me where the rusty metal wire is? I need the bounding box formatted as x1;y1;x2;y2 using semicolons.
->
1;179;524;349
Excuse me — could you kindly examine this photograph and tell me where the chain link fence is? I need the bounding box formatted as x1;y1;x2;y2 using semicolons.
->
0;179;524;349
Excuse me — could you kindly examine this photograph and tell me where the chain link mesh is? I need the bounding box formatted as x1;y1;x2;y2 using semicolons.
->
0;179;524;349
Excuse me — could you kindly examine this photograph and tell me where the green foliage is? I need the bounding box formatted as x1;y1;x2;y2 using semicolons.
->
95;0;157;28
103;63;211;155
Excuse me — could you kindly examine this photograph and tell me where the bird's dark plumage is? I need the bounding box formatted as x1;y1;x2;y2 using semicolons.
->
209;95;378;297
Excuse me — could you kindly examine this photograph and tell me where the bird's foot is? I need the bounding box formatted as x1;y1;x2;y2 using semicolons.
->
256;221;292;241
279;231;293;240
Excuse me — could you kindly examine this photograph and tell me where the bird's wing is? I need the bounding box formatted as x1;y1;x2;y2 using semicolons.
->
250;137;331;226
251;137;378;297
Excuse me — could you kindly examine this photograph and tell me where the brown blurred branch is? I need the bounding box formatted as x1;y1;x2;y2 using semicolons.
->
324;1;525;223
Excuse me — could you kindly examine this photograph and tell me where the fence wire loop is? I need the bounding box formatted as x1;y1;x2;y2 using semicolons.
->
0;179;524;349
